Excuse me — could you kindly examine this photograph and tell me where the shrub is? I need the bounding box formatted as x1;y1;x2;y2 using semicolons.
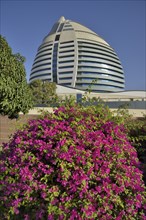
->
0;105;146;219
114;107;146;164
126;117;146;162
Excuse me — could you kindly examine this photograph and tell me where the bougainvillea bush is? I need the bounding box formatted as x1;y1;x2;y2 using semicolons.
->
0;105;146;219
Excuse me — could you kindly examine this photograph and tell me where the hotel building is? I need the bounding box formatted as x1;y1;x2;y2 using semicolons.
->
30;16;125;92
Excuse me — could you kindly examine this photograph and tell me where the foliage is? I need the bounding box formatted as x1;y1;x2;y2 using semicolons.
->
113;107;146;164
85;79;98;94
0;105;146;219
29;79;58;106
56;95;77;108
125;117;146;163
0;35;33;118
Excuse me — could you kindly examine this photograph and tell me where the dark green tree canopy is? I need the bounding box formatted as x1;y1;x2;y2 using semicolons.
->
0;35;33;118
29;79;58;106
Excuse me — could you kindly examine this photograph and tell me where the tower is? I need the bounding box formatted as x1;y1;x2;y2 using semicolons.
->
30;16;125;92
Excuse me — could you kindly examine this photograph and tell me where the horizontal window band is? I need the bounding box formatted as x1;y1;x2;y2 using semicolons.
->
32;63;51;70
75;83;124;89
33;58;51;65
31;68;51;74
64;24;72;27
78;54;120;64
30;74;51;81
35;53;52;60
59;50;75;53
59;60;74;64
59;72;73;75
78;45;116;57
38;45;53;52
63;25;73;27
78;48;117;58
59;45;74;49
78;65;122;72
63;27;72;30
78;41;115;54
60;40;74;44
31;65;51;73
78;61;122;69
76;77;124;84
77;72;124;80
59;66;74;69
77;38;114;51
59;77;72;80
78;45;114;52
78;52;118;62
59;55;74;59
60;83;71;86
38;43;53;50
37;48;52;55
78;69;123;75
63;29;74;31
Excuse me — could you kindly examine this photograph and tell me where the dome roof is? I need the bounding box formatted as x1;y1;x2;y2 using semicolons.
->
43;16;109;46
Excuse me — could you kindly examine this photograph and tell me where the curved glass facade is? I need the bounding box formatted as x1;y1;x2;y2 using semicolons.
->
30;16;125;92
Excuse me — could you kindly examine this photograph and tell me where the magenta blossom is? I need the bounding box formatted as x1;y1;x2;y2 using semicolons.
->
0;105;145;219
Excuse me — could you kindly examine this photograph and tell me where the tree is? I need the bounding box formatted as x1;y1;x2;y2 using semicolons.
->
29;79;58;106
0;35;33;118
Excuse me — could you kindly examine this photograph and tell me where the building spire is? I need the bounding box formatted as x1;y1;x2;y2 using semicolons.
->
58;16;65;23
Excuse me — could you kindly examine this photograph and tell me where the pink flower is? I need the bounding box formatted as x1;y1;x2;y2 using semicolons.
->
1;105;145;219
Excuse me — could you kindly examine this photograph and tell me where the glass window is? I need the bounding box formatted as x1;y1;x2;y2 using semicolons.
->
59;55;74;59
57;23;64;32
63;28;74;31
59;66;74;69
59;60;74;64
38;43;53;50
32;62;51;70
60;83;71;86
59;49;74;53
78;41;115;55
52;43;58;82
78;45;117;57
59;77;72;80
37;48;52;55
60;45;74;49
33;57;51;65
35;53;51;60
31;67;51;73
59;71;73;75
55;35;60;41
30;73;51;80
78;54;120;64
60;41;74;44
78;61;122;69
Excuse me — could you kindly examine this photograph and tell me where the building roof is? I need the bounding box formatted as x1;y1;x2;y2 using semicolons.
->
43;16;109;46
56;85;146;100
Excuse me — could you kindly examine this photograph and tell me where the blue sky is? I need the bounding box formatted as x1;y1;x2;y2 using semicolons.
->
1;0;145;91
